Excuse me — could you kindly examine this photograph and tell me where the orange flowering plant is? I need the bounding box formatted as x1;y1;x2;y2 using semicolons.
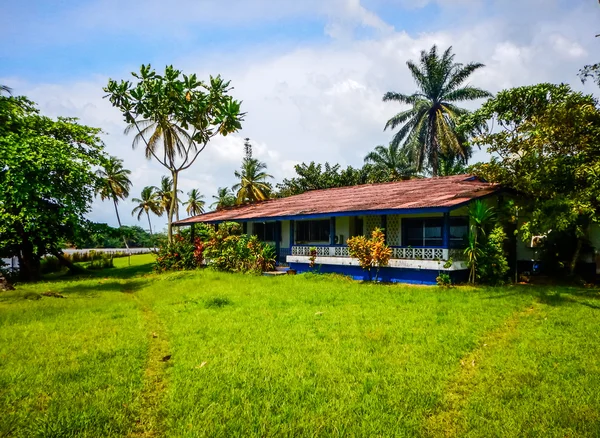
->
347;228;392;281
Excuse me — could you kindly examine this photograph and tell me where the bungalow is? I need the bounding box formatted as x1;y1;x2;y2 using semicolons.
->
174;175;511;284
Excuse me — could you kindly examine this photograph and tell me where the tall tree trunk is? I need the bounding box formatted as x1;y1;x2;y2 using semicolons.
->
146;211;153;236
168;170;179;243
18;241;42;282
569;237;583;276
113;199;130;250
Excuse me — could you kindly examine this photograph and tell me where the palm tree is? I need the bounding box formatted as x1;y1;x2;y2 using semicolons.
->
185;189;205;216
154;176;182;218
96;156;132;228
364;143;415;181
383;45;491;176
0;85;11;95
232;157;273;204
131;186;162;236
211;187;236;210
125;118;193;240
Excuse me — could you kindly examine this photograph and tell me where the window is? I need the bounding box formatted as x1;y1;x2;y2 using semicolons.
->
253;222;277;241
296;219;330;243
404;218;443;247
349;217;364;238
449;217;469;248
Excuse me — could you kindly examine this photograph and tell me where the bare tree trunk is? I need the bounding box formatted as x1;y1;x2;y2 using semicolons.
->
52;251;85;275
113;199;130;250
167;170;179;243
146;211;153;236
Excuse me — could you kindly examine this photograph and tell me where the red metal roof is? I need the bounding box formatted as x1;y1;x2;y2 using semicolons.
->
175;175;499;225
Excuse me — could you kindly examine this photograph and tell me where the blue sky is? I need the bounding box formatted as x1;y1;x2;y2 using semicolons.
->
1;0;599;231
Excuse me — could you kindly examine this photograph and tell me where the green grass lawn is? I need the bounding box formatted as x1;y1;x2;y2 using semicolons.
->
1;255;599;437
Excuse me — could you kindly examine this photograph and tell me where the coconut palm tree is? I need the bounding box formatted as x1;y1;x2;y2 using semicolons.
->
125;117;193;239
95;156;132;228
131;186;162;236
383;45;491;176
233;158;273;204
154;176;183;218
0;85;11;95
211;187;236;210
185;189;205;216
364;143;415;181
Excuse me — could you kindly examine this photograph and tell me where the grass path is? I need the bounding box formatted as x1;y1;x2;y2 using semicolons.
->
128;293;170;437
425;303;541;437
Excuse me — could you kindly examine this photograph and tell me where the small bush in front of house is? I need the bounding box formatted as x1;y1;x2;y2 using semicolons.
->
436;273;452;287
154;235;202;272
154;222;276;274
477;226;510;285
204;222;276;273
347;228;392;281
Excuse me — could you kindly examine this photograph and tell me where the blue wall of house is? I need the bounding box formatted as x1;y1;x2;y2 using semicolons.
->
289;262;468;285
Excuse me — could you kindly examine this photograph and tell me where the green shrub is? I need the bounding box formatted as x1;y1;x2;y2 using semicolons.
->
477;226;510;285
154;236;202;272
40;256;62;274
86;255;114;270
436;273;452;287
154;222;276;274
203;222;276;274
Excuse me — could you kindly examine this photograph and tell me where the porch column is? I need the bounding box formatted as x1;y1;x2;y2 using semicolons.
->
381;215;387;243
443;212;450;248
330;217;336;246
289;220;295;249
275;221;281;262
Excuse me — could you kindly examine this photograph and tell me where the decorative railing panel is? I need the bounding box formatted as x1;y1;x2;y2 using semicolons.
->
292;246;461;261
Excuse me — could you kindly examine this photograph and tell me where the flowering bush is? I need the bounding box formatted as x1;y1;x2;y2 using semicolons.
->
154;222;276;274
154;235;203;272
347;228;392;281
203;222;276;273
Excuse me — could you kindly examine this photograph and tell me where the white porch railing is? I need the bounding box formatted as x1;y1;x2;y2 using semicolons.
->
291;246;465;261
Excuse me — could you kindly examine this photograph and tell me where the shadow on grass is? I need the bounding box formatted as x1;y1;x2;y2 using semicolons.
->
57;279;150;296
39;262;155;283
484;284;600;310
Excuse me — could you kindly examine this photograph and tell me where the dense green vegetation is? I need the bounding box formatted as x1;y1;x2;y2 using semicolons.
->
1;255;599;437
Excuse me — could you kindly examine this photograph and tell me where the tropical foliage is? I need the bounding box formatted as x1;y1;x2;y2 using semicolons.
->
154;176;182;218
347;228;392;281
0;95;106;281
383;45;491;176
276;162;382;198
95;156;132;228
185;189;205;216
363;143;415;180
464;83;600;275
155;222;276;274
233;157;273;204
131;186;162;235
211;187;236;210
104;64;245;242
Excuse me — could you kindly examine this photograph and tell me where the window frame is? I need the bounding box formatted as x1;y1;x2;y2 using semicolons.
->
402;217;444;248
295;219;331;244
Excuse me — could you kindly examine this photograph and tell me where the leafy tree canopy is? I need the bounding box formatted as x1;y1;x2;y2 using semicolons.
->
462;83;600;272
104;64;245;241
0;95;106;281
276;162;387;198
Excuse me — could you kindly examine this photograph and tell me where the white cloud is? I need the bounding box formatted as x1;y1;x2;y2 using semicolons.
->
3;0;600;230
